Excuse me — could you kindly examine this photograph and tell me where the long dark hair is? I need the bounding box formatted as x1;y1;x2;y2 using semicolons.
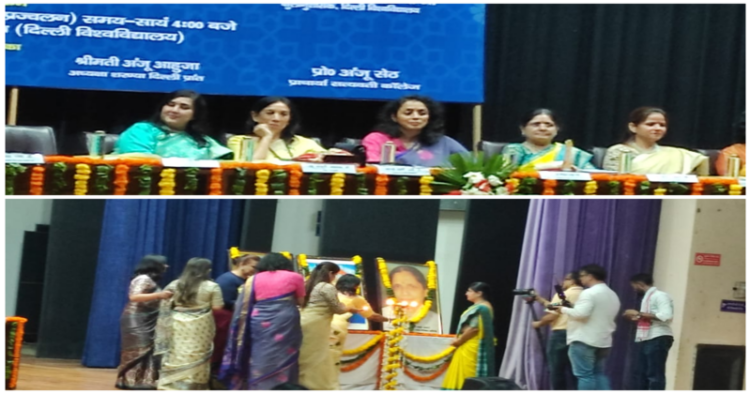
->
133;254;167;281
256;253;295;272
174;258;213;305
335;274;361;296
148;89;213;147
246;96;301;143
621;106;668;143
304;262;340;306
374;95;445;146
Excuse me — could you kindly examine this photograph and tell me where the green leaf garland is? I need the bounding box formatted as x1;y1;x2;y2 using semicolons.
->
184;167;200;193
233;168;247;195
271;170;288;195
5;164;27;195
94;165;113;195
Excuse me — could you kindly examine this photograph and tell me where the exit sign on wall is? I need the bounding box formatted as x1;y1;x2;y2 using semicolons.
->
695;253;721;266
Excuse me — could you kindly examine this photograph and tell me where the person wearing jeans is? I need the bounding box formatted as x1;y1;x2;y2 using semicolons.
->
623;273;674;390
532;271;584;389
549;264;621;390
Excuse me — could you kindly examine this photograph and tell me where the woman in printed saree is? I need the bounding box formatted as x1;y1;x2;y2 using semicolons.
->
298;263;360;390
603;107;709;175
155;258;224;390
116;255;172;390
219;253;306;390
362;95;468;166
330;275;389;382
115;89;233;160
442;282;496;390
227;96;326;161
501;109;596;171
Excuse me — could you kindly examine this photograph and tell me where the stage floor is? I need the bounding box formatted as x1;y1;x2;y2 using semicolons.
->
17;355;116;390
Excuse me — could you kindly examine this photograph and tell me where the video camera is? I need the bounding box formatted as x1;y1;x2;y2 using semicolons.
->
545;284;573;309
512;288;536;297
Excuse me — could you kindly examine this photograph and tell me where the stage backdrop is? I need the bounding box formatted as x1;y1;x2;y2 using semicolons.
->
6;4;484;103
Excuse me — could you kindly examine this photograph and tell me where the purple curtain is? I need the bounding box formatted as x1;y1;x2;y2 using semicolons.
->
499;199;661;390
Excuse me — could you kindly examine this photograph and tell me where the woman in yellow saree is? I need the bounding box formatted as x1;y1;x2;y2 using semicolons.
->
501;109;596;171
442;282;496;390
603;107;708;175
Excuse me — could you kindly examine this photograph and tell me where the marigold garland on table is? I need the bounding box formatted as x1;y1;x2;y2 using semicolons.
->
419;175;434;195
377;258;394;297
355;173;369;195
233;168;247;195
623;180;637;195
271;169;288;195
158;168;176;195
331;173;346;195
308;173;323;195
583;180;597;195
6;164;27;195
729;184;742;195
29;166;45;195
691;182;704;196
113;164;129;195
93;165;113;195
209;168;223;195
381;310;406;390
505;178;519;194
542;179;557;195
183;167;199;194
50;162;69;194
289;168;303;195
74;163;91;195
375;174;390;195
136;165;153;195
654;187;667;196
255;169;270;195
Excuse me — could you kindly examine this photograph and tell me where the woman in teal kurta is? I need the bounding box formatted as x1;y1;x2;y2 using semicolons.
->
115;90;232;160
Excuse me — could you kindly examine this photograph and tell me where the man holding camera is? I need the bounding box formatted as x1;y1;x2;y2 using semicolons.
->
622;273;674;390
532;271;584;390
548;264;620;390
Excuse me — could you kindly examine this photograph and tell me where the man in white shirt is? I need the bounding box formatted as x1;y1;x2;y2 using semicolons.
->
549;264;621;390
622;273;674;390
532;271;584;390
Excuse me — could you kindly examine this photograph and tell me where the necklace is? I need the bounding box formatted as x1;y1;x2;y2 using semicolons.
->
269;138;295;160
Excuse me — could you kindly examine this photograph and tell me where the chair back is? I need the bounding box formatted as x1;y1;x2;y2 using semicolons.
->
477;140;509;157
5;125;58;155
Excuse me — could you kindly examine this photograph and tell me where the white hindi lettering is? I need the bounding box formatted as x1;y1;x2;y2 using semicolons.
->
207;20;237;31
338;67;374;81
148;72;181;81
81;15;127;25
311;65;336;77
22;24;71;37
75;55;121;67
288;79;329;87
134;17;169;28
75;26;179;43
122;58;153;72
6;11;71;23
373;68;400;79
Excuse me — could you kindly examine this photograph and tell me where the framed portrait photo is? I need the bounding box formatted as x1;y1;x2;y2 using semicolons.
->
376;259;442;334
300;256;370;331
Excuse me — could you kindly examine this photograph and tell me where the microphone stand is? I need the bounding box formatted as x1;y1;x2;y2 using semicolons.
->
524;296;549;367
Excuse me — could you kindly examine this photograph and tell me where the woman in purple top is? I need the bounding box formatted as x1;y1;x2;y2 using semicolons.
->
362;95;468;167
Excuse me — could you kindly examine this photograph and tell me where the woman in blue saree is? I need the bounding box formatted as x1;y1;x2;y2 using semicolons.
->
501;109;596;171
115;89;232;160
219;253;306;390
442;282;496;390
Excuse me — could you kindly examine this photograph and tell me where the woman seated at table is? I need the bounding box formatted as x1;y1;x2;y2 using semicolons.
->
501;109;596;171
716;112;745;176
227;96;325;161
362;95;468;166
441;282;496;390
115;90;233;160
602;107;708;175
